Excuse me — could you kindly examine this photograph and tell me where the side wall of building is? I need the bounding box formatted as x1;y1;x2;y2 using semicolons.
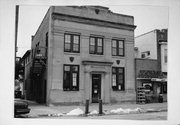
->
30;8;51;103
24;54;32;99
135;30;157;59
160;43;167;73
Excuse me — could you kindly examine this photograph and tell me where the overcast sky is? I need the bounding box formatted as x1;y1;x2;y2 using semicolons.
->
17;5;168;57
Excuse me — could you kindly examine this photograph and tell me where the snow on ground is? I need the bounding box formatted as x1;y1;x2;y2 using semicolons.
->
89;110;98;115
110;107;143;114
66;108;84;116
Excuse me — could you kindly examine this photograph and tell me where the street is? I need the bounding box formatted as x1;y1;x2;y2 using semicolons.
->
16;102;167;120
21;111;166;120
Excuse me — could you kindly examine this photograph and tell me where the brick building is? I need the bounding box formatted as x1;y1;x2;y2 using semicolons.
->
26;6;136;105
135;29;168;103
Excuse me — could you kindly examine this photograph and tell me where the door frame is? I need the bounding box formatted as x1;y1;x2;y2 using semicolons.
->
91;74;101;103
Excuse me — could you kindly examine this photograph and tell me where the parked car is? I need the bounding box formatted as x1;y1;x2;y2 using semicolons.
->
14;98;30;117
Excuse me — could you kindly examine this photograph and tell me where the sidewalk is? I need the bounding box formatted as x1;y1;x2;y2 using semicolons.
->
27;101;167;118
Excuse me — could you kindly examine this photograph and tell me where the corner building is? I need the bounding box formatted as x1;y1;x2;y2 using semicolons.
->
30;6;136;105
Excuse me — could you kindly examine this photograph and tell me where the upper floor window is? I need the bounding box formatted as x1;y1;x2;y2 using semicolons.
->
112;39;124;56
64;34;80;53
63;65;79;91
112;67;125;91
89;36;103;55
164;49;167;63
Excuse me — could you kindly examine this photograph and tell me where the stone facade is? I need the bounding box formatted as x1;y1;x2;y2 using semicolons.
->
29;6;136;105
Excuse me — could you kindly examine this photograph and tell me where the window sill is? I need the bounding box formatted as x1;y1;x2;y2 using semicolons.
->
89;54;104;57
112;90;125;92
64;52;81;56
112;55;125;59
63;90;79;91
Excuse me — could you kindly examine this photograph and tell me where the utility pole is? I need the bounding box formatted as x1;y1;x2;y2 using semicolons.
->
15;5;19;79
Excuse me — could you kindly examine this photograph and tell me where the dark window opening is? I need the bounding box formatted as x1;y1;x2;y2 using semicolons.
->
112;39;124;56
112;67;125;91
89;36;103;55
64;34;80;53
63;65;79;91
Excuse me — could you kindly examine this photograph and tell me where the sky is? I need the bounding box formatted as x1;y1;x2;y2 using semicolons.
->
16;5;169;57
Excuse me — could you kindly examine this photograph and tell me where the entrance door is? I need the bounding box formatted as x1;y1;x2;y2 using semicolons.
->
92;74;101;103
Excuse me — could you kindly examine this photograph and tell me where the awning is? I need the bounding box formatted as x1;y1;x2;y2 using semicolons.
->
151;78;167;82
137;78;167;82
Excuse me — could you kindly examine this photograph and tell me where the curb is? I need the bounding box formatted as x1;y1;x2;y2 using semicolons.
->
28;108;167;118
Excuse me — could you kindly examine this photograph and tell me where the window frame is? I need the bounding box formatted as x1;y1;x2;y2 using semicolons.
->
112;67;125;91
63;64;79;91
89;36;104;55
111;39;125;56
64;33;80;53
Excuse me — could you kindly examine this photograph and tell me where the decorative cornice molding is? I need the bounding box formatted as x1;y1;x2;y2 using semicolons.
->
52;13;136;31
82;60;113;66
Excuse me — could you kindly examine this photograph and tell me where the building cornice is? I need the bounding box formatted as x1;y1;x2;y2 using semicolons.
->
52;13;136;31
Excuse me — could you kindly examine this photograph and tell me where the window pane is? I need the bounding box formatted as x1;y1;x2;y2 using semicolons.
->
118;85;121;90
65;34;71;43
118;48;124;55
73;35;79;44
65;43;71;51
118;41;123;48
112;68;116;73
97;46;102;53
112;74;116;86
64;71;70;89
90;45;95;53
72;66;78;72
112;48;116;55
118;73;123;79
73;44;79;51
65;66;70;71
72;73;77;86
118;68;123;73
90;38;95;45
112;40;117;47
97;38;102;46
164;49;167;63
164;56;167;63
118;79;123;84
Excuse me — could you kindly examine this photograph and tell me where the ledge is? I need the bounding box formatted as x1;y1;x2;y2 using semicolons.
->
82;60;113;66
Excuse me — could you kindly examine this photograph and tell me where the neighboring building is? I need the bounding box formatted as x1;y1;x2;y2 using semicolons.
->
15;57;23;79
25;6;136;105
135;29;167;74
21;50;31;99
135;29;167;102
15;57;23;93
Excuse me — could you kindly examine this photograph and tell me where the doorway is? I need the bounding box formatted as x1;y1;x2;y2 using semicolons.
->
92;74;101;103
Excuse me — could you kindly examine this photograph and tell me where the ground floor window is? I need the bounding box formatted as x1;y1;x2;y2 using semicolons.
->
162;83;167;94
112;67;125;91
63;65;79;91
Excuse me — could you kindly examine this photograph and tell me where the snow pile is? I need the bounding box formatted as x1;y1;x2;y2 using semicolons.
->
110;108;124;114
66;108;84;116
50;113;64;117
110;108;143;114
89;110;98;115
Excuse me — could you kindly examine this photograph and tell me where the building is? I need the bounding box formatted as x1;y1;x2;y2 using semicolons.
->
135;29;167;102
26;6;136;105
21;50;31;99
